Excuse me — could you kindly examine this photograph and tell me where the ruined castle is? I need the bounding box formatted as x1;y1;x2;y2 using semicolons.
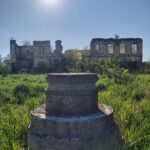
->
10;40;63;72
10;37;143;72
90;37;143;70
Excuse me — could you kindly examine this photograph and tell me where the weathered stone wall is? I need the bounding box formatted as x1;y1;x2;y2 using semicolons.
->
90;38;143;70
46;73;98;116
10;40;63;70
10;40;33;70
32;41;51;67
10;40;33;59
19;46;33;59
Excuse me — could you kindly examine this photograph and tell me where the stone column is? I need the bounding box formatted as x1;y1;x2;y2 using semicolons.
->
46;73;98;116
28;73;121;150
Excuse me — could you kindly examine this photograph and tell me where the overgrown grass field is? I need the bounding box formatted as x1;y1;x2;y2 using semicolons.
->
97;74;150;150
0;74;47;150
0;74;150;150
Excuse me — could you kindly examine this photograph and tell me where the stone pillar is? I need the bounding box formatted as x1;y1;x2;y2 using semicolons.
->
46;73;98;116
28;73;121;150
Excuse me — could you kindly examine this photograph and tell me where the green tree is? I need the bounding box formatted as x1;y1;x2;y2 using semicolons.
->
95;57;133;84
143;61;150;73
65;49;82;72
0;63;11;76
0;55;12;76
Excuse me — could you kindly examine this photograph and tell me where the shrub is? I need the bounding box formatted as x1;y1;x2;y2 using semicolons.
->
13;84;30;104
96;77;110;91
132;88;145;101
0;63;11;76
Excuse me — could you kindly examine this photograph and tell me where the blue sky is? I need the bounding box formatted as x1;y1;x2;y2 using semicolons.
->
0;0;150;61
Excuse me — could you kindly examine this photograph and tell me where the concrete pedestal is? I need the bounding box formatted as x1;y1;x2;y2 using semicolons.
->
29;105;119;150
28;73;121;150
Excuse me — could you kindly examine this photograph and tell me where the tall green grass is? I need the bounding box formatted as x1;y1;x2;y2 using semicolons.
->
97;74;150;150
0;74;149;149
0;74;47;150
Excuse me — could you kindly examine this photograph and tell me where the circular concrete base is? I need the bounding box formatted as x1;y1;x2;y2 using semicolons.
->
28;104;120;150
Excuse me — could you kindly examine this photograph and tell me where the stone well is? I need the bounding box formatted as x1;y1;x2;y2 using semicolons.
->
28;73;120;150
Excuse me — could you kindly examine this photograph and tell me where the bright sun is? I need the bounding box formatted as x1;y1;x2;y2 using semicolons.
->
38;0;65;13
42;0;59;7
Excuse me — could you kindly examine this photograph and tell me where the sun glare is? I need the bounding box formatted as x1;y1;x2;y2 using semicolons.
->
38;0;66;14
42;0;59;7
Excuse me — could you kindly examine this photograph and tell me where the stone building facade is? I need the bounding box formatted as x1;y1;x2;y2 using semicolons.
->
90;38;143;70
10;40;63;72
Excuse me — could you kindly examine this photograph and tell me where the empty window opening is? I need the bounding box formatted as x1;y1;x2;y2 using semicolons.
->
96;44;99;50
38;48;45;55
108;44;114;54
120;44;126;54
96;44;101;55
132;44;138;54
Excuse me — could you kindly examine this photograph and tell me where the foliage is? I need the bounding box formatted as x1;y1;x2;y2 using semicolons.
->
13;84;30;104
51;58;69;73
98;74;150;150
95;58;135;85
0;55;13;76
0;74;46;149
0;71;149;149
0;63;11;76
143;61;150;74
64;50;82;72
0;105;29;150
